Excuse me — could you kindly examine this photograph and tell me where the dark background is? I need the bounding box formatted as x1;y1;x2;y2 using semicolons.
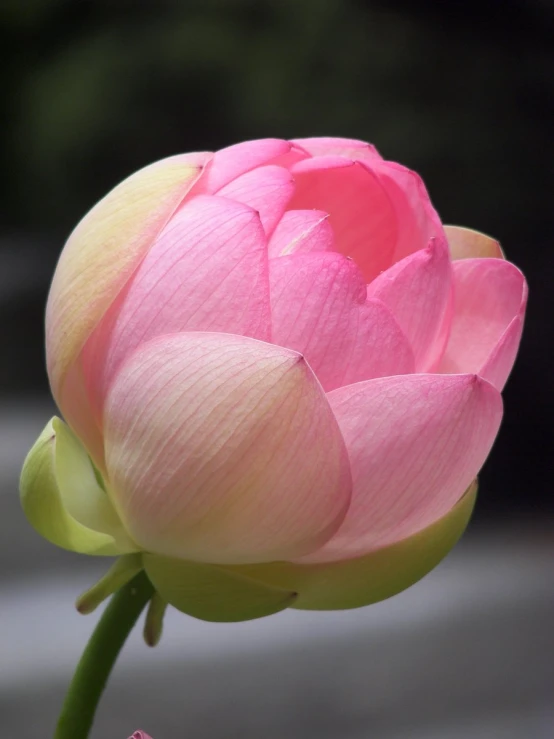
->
1;0;553;524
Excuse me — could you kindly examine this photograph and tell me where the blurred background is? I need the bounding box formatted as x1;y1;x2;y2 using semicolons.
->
1;1;553;737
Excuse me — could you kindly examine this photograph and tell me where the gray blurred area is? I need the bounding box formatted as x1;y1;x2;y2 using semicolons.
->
2;1;554;738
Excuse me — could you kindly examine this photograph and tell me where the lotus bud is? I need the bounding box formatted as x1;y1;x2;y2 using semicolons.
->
21;137;526;623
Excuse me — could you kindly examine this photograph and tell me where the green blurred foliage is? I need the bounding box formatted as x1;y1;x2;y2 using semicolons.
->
2;0;552;249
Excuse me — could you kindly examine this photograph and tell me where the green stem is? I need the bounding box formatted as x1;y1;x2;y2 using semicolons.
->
54;570;154;739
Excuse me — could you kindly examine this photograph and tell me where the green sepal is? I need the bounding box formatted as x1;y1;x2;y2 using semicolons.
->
225;482;477;611
76;554;144;613
19;417;139;556
143;554;297;623
143;591;168;646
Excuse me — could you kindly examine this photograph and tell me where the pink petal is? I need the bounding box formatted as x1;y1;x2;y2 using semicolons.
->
82;195;271;421
288;157;397;283
444;225;505;260
46;153;210;402
439;258;527;390
217;165;294;235
268;142;310;169
228;483;476;611
46;152;210;464
366;236;453;371
270;252;415;391
191;138;293;193
267;210;334;258
299;373;502;563
366;159;446;263
104;332;352;565
292;136;382;161
479;316;525;391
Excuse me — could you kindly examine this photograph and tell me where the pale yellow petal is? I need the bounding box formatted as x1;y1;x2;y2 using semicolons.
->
20;417;138;555
445;225;505;260
46;152;211;409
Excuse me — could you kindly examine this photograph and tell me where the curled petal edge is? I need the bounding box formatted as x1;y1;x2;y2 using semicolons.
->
19;417;138;556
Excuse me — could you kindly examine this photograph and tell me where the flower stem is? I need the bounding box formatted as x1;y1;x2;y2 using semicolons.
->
54;570;154;739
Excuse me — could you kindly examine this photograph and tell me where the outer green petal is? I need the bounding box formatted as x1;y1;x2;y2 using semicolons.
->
143;554;297;623
76;554;144;613
225;483;477;611
143;592;168;647
20;417;138;555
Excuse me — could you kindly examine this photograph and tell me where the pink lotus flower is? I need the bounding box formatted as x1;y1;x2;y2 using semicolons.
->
21;137;526;621
128;733;152;739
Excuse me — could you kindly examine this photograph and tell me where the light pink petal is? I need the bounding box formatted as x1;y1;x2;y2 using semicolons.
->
46;153;211;462
191;138;293;193
444;225;505;260
270;252;415;391
439;258;527;390
292;137;383;161
217;165;294;235
104;332;352;565
366;235;453;371
46;153;210;405
479;316;525;391
268;142;310;169
294;155;355;171
365;159;446;263
268;210;334;258
82;195;270;421
299;373;502;563
289;156;397;283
